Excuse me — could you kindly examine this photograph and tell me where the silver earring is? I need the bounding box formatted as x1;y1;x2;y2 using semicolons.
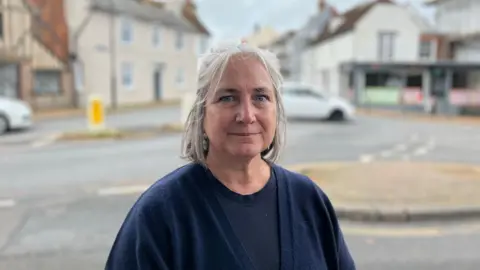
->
202;134;209;152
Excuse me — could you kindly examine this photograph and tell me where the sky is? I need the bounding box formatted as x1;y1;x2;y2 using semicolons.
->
194;0;435;43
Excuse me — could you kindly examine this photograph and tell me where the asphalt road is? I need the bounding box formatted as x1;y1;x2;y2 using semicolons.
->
1;107;480;269
1;194;480;270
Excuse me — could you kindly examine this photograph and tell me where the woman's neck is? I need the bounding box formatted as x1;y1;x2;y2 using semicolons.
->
206;154;271;195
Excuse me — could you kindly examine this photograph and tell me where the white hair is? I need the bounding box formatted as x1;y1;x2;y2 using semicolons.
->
180;40;287;164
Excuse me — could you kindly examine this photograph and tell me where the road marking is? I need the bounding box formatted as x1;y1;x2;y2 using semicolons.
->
0;199;16;208
31;133;61;148
394;144;407;151
343;226;442;237
359;154;374;163
426;138;436;150
413;147;428;156
97;185;150;196
380;150;392;157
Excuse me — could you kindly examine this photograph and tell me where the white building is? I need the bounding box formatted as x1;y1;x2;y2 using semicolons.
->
427;0;480;61
301;0;431;97
66;0;210;108
426;0;480;111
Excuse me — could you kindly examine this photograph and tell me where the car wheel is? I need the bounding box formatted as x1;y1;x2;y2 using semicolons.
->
328;109;345;121
0;115;9;134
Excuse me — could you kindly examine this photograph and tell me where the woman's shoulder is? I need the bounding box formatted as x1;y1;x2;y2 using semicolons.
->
272;164;330;202
130;163;206;215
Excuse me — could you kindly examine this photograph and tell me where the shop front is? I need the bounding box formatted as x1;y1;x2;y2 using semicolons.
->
340;61;480;116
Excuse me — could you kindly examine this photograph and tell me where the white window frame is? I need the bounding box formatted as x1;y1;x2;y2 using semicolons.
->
121;62;134;90
377;31;396;61
120;17;133;44
175;67;185;88
175;31;184;50
152;25;162;48
419;40;437;61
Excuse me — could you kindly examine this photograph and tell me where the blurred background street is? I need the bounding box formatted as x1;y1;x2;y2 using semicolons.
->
2;0;480;269
2;106;480;269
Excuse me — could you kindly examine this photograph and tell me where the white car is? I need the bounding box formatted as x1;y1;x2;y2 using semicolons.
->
281;82;355;121
0;96;34;134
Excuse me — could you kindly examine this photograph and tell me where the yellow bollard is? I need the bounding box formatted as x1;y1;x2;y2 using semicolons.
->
87;94;106;131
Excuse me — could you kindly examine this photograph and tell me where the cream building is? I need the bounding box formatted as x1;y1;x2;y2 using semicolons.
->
0;0;210;110
67;0;211;108
0;0;72;110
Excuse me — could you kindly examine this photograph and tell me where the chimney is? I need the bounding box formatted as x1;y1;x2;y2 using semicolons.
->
318;0;326;11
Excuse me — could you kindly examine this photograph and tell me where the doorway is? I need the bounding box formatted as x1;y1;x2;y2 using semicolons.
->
153;64;164;101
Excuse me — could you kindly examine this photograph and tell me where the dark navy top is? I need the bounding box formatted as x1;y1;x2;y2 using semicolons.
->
105;163;356;270
209;168;280;270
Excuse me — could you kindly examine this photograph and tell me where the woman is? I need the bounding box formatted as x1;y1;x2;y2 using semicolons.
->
105;41;356;270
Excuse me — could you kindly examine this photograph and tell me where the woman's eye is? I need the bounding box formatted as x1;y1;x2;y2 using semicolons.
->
219;96;235;102
255;95;269;102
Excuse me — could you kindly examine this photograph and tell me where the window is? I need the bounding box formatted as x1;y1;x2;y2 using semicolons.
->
121;62;134;89
120;18;133;44
283;87;324;99
377;32;396;61
175;31;184;50
152;25;161;48
419;40;436;60
175;68;185;87
197;36;208;54
33;70;61;95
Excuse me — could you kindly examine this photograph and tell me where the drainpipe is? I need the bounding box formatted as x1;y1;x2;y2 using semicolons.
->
108;0;118;109
69;2;93;108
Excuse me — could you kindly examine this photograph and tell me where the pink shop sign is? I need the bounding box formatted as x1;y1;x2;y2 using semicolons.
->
450;89;480;106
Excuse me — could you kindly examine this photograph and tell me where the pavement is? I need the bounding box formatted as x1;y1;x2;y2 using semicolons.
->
2;106;480;269
290;162;480;222
357;108;480;126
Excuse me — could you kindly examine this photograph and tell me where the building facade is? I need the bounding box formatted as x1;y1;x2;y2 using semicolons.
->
0;0;73;111
427;0;480;113
0;0;210;110
67;0;210;108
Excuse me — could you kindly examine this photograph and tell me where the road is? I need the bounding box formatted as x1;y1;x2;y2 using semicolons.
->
0;106;180;147
1;106;480;269
1;193;480;270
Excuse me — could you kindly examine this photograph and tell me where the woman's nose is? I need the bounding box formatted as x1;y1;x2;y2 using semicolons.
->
236;101;256;124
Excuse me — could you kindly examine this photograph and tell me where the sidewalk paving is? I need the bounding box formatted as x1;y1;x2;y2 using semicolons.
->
357;108;480;126
33;100;180;121
291;161;480;222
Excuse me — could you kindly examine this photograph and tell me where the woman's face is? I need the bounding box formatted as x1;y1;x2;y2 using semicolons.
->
203;54;277;160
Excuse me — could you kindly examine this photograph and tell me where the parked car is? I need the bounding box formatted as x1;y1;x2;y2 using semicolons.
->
0;96;33;134
281;82;355;121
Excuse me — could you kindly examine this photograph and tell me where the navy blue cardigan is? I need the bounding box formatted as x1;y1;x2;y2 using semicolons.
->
106;163;356;270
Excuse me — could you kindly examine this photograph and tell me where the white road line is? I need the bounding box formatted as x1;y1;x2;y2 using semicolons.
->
359;154;374;163
394;144;407;151
0;199;16;208
426;138;436;150
97;185;150;196
413;147;428;156
380;150;392;157
31;133;61;148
